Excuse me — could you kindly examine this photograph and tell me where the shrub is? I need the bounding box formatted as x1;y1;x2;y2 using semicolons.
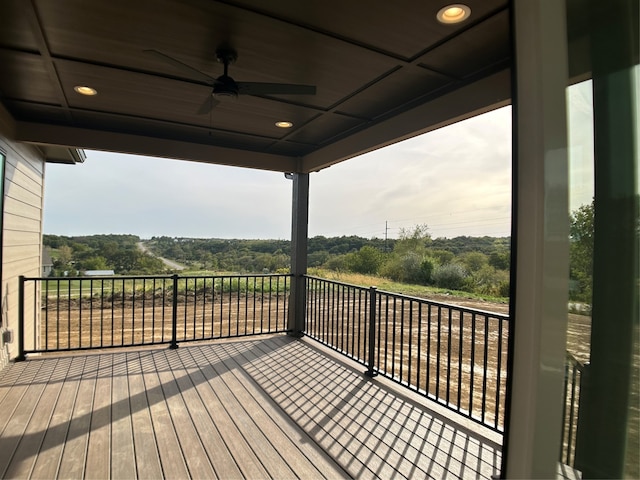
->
459;252;489;273
325;254;349;271
347;245;383;275
428;249;454;265
380;252;433;284
467;265;509;296
432;263;467;290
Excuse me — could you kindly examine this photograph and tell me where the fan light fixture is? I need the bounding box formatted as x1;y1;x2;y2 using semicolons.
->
74;85;97;96
275;121;293;128
436;4;471;24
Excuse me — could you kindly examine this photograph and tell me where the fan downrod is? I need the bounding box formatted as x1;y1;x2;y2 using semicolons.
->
215;47;238;67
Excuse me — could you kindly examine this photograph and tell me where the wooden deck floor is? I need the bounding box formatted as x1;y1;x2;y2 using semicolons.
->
0;335;502;479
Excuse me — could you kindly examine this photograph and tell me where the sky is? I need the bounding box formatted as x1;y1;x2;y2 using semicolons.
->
43;81;597;241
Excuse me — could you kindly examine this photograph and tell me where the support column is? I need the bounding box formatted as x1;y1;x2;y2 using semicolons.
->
506;0;570;477
288;172;309;336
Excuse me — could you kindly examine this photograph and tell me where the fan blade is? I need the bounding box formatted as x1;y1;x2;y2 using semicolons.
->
145;49;218;85
237;82;316;96
197;95;220;115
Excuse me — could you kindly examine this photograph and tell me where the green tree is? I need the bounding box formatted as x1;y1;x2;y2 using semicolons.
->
347;245;383;274
57;245;73;266
459;251;489;273
394;224;431;254
79;256;109;271
428;249;455;265
569;200;594;301
489;251;510;270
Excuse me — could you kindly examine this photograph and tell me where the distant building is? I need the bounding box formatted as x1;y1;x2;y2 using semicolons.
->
83;270;115;276
42;248;54;277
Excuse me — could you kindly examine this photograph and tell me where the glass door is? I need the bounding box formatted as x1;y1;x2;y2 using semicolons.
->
564;0;639;476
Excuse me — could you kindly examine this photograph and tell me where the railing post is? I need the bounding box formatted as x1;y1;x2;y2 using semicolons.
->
365;286;377;377
169;274;179;349
16;275;26;361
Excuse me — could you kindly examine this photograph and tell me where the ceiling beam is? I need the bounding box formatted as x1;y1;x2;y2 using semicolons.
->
0;102;17;140
24;0;72;121
15;121;298;172
300;69;512;173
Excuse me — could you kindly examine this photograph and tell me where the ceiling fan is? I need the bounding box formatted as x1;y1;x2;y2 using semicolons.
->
146;46;317;114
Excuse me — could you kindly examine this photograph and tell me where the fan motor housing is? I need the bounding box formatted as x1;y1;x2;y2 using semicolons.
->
212;75;239;98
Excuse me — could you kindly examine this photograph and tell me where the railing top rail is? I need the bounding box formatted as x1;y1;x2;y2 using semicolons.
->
304;274;509;320
177;273;292;279
303;275;373;291
24;275;175;281
25;273;293;282
376;288;511;319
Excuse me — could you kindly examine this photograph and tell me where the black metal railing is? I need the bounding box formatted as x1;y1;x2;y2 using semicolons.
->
560;352;588;467
304;275;510;432
305;276;370;364
19;274;290;355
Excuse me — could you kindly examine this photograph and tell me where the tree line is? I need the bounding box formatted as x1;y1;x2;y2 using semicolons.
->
43;234;165;276
146;230;512;297
43;231;512;294
42;200;596;301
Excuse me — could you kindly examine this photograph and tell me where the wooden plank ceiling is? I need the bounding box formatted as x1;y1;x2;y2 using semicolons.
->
0;0;511;171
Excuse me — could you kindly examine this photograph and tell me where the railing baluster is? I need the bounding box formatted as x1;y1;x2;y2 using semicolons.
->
470;312;476;417
32;281;36;351
170;274;178;349
78;278;83;349
183;278;188;341
399;298;405;382
446;308;452;406
391;296;397;378
56;280;60;350
67;278;71;349
496;316;504;429
417;303;422;394
426;304;432;395
482;314;490;425
89;278;94;349
436;305;442;400
44;279;49;352
458;311;464;412
408;300;413;389
366;286;377;377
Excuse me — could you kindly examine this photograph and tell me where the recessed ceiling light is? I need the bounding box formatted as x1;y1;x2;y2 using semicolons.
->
436;4;471;24
74;85;98;96
275;121;293;128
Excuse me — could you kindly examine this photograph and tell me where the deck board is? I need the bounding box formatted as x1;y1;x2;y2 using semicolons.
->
171;350;242;479
180;347;271;479
3;358;71;478
111;353;136;479
0;335;502;479
57;355;97;479
153;350;217;479
200;340;341;479
30;356;84;479
140;353;190;479
85;354;111;479
126;352;163;479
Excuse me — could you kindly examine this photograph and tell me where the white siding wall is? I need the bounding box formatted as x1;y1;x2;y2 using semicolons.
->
0;134;45;366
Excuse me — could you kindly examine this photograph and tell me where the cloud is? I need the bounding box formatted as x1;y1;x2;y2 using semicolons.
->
310;106;512;238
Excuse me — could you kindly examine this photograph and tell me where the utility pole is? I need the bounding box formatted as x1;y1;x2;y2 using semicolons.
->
384;221;389;252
